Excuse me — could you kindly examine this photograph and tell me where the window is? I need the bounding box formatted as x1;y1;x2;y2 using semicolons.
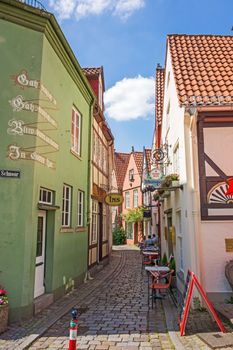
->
62;185;72;227
102;204;107;241
126;222;133;239
173;144;180;175
129;169;134;182
144;191;150;206
77;190;84;227
39;187;53;205
167;71;170;88
91;200;98;243
125;191;130;208
144;220;151;237
133;189;138;208
176;211;183;271
71;107;81;156
166;100;170;130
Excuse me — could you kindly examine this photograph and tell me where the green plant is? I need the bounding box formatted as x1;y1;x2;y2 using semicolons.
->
169;258;176;275
162;173;179;187
0;288;8;306
225;296;233;304
123;207;144;223
113;227;127;245
161;252;168;265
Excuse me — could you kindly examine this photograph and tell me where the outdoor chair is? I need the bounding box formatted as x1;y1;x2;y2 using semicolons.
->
149;269;174;309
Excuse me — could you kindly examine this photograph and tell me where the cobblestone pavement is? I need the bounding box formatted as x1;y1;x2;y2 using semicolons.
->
1;247;233;350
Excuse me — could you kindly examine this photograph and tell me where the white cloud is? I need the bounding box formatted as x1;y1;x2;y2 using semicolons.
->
49;0;76;19
104;75;154;121
49;0;145;20
114;0;145;19
76;0;112;18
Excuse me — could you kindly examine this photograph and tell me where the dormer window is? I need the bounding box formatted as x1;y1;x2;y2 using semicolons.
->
129;169;134;182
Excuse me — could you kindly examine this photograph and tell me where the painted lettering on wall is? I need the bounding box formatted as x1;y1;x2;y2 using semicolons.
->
9;95;57;128
11;70;57;105
8;69;59;169
8;145;56;169
7;119;59;150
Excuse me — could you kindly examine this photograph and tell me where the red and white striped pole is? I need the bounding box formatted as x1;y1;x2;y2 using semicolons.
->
68;308;78;350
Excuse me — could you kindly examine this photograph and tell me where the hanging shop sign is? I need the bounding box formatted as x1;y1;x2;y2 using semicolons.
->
144;179;163;187
143;210;151;218
105;193;123;206
0;169;20;178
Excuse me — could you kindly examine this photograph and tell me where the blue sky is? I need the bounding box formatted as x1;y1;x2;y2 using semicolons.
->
43;0;233;152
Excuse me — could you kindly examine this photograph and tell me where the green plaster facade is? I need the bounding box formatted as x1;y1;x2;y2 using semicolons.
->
0;0;94;321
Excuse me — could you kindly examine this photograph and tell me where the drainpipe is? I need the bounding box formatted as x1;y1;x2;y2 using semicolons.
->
86;101;94;279
184;109;202;284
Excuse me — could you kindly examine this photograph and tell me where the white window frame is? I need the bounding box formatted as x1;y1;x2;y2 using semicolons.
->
62;185;72;227
133;189;138;208
129;169;134;182
91;200;98;243
39;187;53;205
173;142;180;175
126;222;134;239
176;210;184;272
71;107;81;156
125;191;130;209
77;190;84;227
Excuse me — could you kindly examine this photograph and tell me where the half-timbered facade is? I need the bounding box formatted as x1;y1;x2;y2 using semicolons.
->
158;34;233;301
82;67;115;270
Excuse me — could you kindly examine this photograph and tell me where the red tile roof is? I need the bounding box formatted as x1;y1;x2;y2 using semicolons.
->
133;152;143;176
156;64;165;126
168;35;233;106
82;66;105;91
82;67;102;76
114;152;130;189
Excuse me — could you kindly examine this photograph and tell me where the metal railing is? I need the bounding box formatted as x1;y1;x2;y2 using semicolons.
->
16;0;46;11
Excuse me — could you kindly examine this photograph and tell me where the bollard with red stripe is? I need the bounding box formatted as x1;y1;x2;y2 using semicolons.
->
68;308;78;350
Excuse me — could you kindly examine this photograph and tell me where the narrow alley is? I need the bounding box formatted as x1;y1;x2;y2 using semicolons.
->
1;247;233;350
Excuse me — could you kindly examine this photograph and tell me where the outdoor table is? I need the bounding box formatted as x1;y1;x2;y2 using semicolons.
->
141;251;159;269
145;266;170;304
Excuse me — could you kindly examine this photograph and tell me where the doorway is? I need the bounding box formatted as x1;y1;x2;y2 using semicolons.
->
34;211;46;298
98;202;103;262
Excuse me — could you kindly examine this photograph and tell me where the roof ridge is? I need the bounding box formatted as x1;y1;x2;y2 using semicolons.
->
167;34;233;38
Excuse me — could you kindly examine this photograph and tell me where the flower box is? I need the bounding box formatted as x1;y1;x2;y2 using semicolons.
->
171;180;179;187
0;304;8;334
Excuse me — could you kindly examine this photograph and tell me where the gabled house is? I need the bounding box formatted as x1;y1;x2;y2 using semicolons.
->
82;67;115;271
114;152;130;227
0;0;95;321
158;34;233;301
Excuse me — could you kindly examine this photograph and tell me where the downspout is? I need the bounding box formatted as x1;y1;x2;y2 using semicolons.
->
86;101;94;279
184;109;202;283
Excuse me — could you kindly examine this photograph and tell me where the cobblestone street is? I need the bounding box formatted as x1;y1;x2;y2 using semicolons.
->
1;247;233;350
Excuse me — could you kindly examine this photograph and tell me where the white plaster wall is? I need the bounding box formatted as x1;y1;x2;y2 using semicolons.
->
200;221;232;292
198;126;233;293
160;46;200;289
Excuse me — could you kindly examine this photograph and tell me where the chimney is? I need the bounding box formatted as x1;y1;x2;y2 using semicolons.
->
131;146;134;153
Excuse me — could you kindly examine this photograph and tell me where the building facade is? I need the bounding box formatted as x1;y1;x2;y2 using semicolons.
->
157;34;233;301
0;0;94;321
82;67;115;270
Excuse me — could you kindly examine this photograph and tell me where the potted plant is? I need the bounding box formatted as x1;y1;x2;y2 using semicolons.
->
169;258;177;288
0;287;9;333
170;173;179;187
